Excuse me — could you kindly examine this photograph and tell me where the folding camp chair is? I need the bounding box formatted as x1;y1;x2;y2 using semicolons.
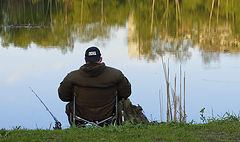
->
71;93;122;127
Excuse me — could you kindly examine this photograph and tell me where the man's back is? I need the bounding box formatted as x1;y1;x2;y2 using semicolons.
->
58;62;131;122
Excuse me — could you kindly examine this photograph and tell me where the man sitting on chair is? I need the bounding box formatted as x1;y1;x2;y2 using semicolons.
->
58;46;131;126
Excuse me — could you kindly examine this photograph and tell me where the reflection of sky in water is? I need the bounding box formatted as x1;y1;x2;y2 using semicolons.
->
1;28;240;129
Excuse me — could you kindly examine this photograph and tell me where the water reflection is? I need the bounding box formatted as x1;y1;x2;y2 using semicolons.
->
1;0;240;129
0;0;74;52
0;0;240;62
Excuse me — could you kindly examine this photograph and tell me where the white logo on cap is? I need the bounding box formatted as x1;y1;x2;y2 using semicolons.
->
89;51;97;56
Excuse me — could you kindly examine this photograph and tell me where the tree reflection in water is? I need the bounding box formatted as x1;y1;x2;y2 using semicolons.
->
0;0;240;63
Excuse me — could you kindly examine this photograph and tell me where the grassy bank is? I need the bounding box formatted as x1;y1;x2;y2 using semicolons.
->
1;117;240;142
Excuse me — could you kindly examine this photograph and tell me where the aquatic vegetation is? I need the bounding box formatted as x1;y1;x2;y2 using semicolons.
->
160;59;186;122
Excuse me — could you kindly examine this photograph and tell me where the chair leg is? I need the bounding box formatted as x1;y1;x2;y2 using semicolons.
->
73;94;76;126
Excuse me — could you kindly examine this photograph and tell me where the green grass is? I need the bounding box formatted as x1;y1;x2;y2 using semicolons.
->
1;117;240;142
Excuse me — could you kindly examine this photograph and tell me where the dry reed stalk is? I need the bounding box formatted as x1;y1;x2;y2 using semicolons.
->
161;90;164;122
162;91;164;121
174;96;177;121
161;58;172;122
168;60;173;121
183;72;186;122
174;75;177;121
161;58;187;122
159;89;162;122
167;71;170;121
171;87;177;122
179;65;182;121
164;65;170;122
161;59;169;121
177;96;181;120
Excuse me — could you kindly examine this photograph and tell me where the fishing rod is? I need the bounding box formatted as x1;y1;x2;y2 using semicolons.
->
29;87;62;130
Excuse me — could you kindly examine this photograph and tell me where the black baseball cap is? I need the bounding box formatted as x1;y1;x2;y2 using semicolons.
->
85;46;101;62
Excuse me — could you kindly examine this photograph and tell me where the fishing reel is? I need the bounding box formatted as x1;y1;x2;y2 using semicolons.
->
53;121;62;130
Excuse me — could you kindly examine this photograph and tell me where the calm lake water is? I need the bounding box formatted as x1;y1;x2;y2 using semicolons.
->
1;0;240;129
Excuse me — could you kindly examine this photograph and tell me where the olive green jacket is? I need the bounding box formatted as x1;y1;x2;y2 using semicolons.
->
58;63;131;121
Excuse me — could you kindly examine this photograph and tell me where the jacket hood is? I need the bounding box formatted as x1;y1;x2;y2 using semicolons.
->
80;63;106;77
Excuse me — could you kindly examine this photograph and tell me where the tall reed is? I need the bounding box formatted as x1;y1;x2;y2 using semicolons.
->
183;72;186;121
161;59;186;122
161;59;172;122
159;89;163;122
